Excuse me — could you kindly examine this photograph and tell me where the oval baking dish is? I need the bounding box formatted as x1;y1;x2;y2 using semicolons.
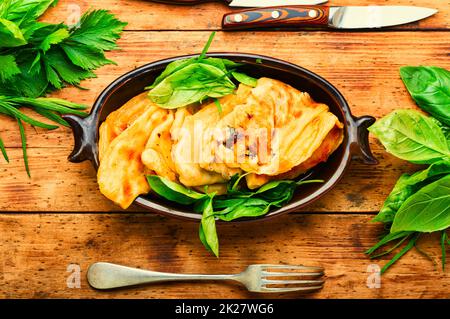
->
63;53;378;221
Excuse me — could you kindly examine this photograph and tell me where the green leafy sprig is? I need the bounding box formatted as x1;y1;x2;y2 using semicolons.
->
0;0;127;175
367;66;450;273
146;32;258;109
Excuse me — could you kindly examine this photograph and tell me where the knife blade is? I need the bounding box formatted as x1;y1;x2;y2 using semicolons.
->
222;5;437;30
150;0;328;7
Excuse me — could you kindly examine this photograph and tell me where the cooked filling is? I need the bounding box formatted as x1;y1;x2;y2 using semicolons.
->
97;77;344;209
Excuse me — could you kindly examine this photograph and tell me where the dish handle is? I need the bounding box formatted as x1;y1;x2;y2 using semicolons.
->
349;115;378;165
62;113;99;168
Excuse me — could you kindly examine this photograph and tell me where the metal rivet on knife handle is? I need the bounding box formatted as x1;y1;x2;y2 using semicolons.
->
222;6;329;30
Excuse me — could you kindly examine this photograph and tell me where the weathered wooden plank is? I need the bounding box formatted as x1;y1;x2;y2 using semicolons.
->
42;0;450;30
1;31;447;212
0;213;448;299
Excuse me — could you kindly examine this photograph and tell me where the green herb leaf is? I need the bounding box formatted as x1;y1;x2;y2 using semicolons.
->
0;99;58;129
0;17;26;47
17;118;30;177
61;42;114;70
381;233;420;274
3;0;58;25
148;62;235;109
146;32;256;109
214;98;222;114
232;71;258;87
198;31;215;61
199;196;219;257
146;175;206;205
0;54;20;82
441;231;448;271
400;66;450;126
366;231;413;255
368;109;450;164
67;9;127;51
38;26;69;52
0;136;9;162
391;174;450;233
373;160;450;223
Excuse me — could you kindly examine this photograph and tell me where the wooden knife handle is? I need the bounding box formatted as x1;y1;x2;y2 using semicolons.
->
150;0;231;5
222;6;329;30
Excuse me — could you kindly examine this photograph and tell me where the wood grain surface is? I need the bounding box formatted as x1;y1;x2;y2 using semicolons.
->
0;0;449;299
1;214;449;299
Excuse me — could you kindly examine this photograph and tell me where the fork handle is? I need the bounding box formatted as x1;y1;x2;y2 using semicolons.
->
87;262;238;289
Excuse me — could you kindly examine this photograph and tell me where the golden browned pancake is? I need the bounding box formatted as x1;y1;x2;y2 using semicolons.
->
205;78;343;179
97;77;344;208
98;92;157;161
97;106;171;209
246;124;344;189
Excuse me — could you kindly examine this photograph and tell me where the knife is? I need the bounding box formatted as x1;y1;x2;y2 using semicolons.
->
150;0;328;7
222;5;438;29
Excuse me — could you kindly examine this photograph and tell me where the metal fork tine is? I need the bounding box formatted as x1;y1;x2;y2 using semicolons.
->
262;279;324;285
262;271;324;277
260;285;324;293
261;264;324;272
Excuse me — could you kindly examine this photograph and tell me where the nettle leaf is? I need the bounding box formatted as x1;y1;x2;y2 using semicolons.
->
0;17;26;47
0;54;20;82
3;0;58;24
373;160;450;223
391;174;450;233
400;66;450;126
38;26;69;52
44;47;96;86
60;42;114;70
68;9;127;51
369;109;450;164
4;54;49;97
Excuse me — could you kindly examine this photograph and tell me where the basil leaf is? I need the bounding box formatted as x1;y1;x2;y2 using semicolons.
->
373;160;450;223
232;71;257;87
146;175;206;205
400;66;450;126
200;196;219;257
148;62;235;109
391;174;450;233
200;58;241;73
146;58;196;89
368;109;450;164
218;204;270;221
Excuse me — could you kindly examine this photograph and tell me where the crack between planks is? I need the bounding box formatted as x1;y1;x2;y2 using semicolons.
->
123;28;450;32
0;211;378;215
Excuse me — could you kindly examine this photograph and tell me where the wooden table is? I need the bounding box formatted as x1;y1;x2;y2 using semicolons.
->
0;0;449;299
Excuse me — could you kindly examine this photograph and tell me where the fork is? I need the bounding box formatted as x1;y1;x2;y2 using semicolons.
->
87;262;325;293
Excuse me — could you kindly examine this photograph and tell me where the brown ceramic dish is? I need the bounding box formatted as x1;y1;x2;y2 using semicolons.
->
63;53;378;221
